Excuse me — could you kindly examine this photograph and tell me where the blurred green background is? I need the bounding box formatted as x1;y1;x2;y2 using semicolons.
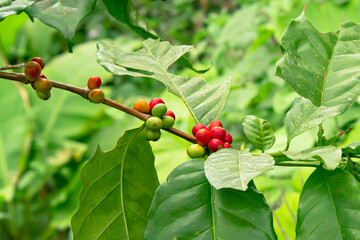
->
1;0;360;239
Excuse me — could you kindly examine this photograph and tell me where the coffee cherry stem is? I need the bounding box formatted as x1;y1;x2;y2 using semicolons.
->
0;63;26;70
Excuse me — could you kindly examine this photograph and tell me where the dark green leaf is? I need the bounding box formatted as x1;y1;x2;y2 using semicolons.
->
25;0;97;51
0;0;34;21
276;12;360;108
296;168;360;239
145;159;277;240
242;115;275;152
71;128;159;240
97;40;231;126
205;149;274;191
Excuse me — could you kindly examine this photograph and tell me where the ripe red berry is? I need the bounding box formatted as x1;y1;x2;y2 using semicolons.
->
24;61;42;81
133;99;150;114
192;123;207;136
196;128;211;146
149;98;165;111
88;89;105;103
30;57;45;69
209;120;223;131
224;142;231;148
87;76;102;90
210;127;226;141
208;139;224;152
164;110;175;120
224;133;233;144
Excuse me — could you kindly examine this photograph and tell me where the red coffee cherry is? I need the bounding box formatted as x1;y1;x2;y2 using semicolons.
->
224;142;231;148
24;61;42;81
88;89;105;103
192;123;207;136
133;99;150;114
210;127;226;141
164;110;175;120
196;128;211;146
30;57;45;69
224;133;233;144
149;98;165;111
34;78;52;93
208;139;224;152
87;76;102;90
209;120;223;131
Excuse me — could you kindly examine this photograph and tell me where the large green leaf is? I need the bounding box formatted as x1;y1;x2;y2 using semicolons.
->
296;168;360;239
0;0;34;21
285;97;346;142
276;12;360;108
204;149;274;191
145;159;276;240
282;146;342;170
97;39;231;126
72;128;159;240
242;115;275;152
25;0;97;51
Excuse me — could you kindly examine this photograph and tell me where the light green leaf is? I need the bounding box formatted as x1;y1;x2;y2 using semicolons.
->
0;0;34;21
145;159;277;240
282;146;342;170
71;128;159;240
242;115;275;152
296;168;360;239
276;12;360;108
285;97;346;141
97;39;231;126
25;0;97;51
204;149;274;191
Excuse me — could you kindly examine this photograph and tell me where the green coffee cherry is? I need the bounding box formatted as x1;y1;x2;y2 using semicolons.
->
187;144;206;158
146;117;162;130
146;128;161;141
151;103;167;117
162;116;175;129
36;90;51;100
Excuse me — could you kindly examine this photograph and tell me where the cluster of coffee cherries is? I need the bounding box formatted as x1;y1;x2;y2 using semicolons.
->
187;120;233;158
133;98;175;141
24;57;52;100
87;76;105;103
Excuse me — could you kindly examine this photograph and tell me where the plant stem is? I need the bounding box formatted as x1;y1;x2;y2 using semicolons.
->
0;71;197;144
0;63;25;70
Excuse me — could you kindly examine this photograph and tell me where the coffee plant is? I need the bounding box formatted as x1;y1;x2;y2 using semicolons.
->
0;1;360;239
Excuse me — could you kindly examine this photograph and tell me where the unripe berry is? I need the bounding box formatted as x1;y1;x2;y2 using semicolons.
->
87;76;102;90
34;78;52;93
146;117;163;130
88;89;105;103
146;128;161;141
209;120;223;131
151;103;167;117
30;57;45;69
149;98;165;111
192;123;207;136
208;139;224;152
196;128;211;146
224;133;233;144
187;144;206;158
25;61;42;81
36;90;51;100
224;142;231;148
210;127;226;141
133;99;150;114
164;110;175;120
162;116;175;129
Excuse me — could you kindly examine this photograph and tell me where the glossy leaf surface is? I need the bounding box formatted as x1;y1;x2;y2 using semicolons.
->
145;159;276;240
72;128;159;240
97;39;231;126
0;0;34;21
296;168;360;239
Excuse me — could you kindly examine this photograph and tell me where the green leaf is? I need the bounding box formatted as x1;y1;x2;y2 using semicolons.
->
145;159;277;240
296;168;360;239
342;141;360;154
0;0;34;21
282;146;342;170
71;128;159;240
97;39;231;126
204;149;274;191
276;12;360;108
25;0;97;52
242;115;275;152
285;97;346;142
